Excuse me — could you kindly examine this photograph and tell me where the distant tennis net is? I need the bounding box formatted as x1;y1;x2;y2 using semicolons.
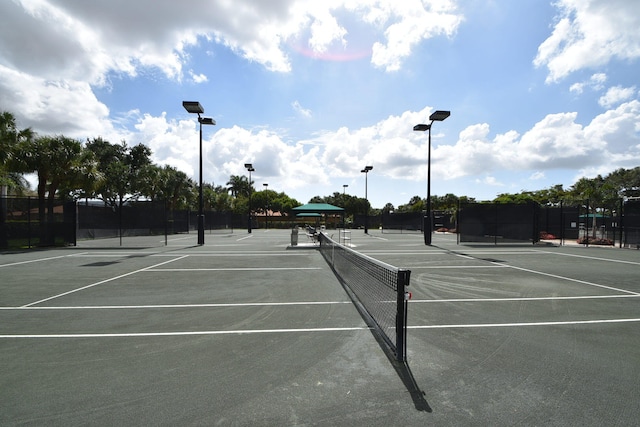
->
318;232;411;362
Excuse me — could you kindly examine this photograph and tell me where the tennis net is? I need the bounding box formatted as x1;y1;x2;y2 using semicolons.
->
318;232;411;362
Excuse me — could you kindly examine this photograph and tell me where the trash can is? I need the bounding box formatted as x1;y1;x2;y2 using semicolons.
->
290;227;298;246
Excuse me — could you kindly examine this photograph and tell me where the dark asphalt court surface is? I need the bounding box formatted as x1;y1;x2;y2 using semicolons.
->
1;230;639;426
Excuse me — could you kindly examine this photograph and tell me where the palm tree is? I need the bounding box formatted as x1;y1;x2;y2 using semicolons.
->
226;175;250;198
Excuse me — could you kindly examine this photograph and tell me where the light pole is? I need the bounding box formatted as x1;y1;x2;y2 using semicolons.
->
244;163;254;233
263;183;269;229
361;166;373;234
183;101;216;245
342;184;349;230
414;110;450;245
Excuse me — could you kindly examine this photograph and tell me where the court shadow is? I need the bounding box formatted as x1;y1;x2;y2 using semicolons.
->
369;328;433;412
342;287;432;412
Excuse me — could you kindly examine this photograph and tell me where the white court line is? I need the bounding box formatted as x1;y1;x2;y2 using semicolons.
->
0;326;369;339
409;318;640;329
408;265;508;269
21;255;189;308
410;294;640;303
367;235;388;241
3;318;640;339
504;264;640;296
0;252;87;268
0;301;352;310
236;234;254;241
537;250;640;266
147;267;322;272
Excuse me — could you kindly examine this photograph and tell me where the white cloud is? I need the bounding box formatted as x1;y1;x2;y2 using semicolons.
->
367;0;463;71
292;101;312;118
534;0;640;82
570;73;607;94
436;101;640;180
529;171;545;180
189;70;208;84
475;176;504;187
598;85;637;108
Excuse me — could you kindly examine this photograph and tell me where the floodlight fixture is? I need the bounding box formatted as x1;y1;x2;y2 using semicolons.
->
182;101;204;114
199;117;216;125
429;110;451;121
413;124;431;132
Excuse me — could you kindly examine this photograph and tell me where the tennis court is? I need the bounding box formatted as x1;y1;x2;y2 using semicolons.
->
1;230;639;425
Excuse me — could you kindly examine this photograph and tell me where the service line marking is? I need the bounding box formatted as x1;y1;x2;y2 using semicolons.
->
409;318;640;329
147;267;321;272
0;252;88;268
0;326;369;339
0;301;352;310
21;255;189;308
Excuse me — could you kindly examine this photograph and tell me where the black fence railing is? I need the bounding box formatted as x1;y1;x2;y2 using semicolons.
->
455;199;640;247
0;197;75;249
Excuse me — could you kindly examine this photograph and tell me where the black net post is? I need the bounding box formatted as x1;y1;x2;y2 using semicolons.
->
396;269;411;362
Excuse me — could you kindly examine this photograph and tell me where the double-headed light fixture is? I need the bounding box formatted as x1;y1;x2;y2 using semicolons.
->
413;110;450;245
183;101;216;245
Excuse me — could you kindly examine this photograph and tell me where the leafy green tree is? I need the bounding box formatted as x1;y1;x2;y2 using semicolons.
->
85;138;152;208
13;135;93;244
382;203;395;214
1;111;34;195
605;167;640;198
568;176;606;237
398;195;424;213
140;164;195;211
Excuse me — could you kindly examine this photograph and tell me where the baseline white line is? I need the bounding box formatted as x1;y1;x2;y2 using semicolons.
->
147;267;321;272
21;255;189;308
236;234;254;241
0;326;369;339
537;250;640;266
504;264;640;295
0;301;352;310
0;252;87;268
410;294;640;303
409;318;640;329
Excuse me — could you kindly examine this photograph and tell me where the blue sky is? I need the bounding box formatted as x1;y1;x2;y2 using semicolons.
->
1;0;639;208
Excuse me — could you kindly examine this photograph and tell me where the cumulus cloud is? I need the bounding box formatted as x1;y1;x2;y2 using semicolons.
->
534;0;640;82
444;101;640;179
366;0;463;71
598;86;637;108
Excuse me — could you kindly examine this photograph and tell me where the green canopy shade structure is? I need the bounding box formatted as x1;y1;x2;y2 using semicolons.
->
292;203;345;213
292;203;345;229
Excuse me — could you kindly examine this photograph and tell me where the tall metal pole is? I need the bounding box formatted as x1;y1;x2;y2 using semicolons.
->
365;171;368;234
361;166;372;234
183;102;215;246
198;120;204;245
247;167;252;233
425;125;432;245
414;110;450;246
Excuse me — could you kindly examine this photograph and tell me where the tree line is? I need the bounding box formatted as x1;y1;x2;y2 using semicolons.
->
2;110;639;227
